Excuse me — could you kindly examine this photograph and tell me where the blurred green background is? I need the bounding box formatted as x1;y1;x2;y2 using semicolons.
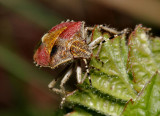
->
0;0;160;116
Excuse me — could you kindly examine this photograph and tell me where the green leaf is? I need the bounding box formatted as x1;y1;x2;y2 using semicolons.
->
86;69;134;101
120;34;128;67
66;86;125;116
127;25;157;92
150;37;160;71
122;72;160;116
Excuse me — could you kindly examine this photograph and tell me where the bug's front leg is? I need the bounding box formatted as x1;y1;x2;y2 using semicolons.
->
100;25;130;36
99;25;120;34
86;25;122;49
60;67;73;94
89;27;129;57
88;36;103;48
49;66;73;108
84;26;95;44
81;59;92;85
48;79;63;94
59;66;74;108
76;61;82;84
48;66;73;95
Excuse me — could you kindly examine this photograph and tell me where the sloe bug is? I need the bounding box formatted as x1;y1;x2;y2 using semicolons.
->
33;20;126;105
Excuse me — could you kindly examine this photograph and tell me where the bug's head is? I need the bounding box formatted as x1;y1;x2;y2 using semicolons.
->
33;21;84;68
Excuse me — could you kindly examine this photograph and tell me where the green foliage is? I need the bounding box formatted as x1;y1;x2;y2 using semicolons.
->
65;25;160;116
127;25;157;92
67;83;125;116
150;37;160;71
122;72;160;116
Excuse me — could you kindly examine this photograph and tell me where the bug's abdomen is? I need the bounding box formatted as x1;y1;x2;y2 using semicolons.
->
70;40;91;59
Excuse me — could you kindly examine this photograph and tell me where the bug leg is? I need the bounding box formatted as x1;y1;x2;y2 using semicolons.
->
48;66;73;95
60;97;66;108
60;90;77;108
81;59;92;85
76;61;82;83
95;41;103;58
119;28;129;36
99;25;120;34
48;79;64;94
60;67;73;94
84;27;94;44
88;25;128;49
90;27;129;58
60;61;81;108
88;36;103;48
84;27;94;37
100;25;130;36
48;78;57;89
58;67;73;108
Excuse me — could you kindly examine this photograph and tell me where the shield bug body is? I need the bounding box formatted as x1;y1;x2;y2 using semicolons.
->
34;21;92;94
33;20;125;105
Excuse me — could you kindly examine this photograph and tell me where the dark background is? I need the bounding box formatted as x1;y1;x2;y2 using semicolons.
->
0;0;160;115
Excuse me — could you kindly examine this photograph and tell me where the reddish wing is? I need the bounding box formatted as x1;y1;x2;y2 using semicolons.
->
59;21;82;39
49;22;76;33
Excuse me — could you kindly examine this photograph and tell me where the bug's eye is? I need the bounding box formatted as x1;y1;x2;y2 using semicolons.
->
50;45;58;56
